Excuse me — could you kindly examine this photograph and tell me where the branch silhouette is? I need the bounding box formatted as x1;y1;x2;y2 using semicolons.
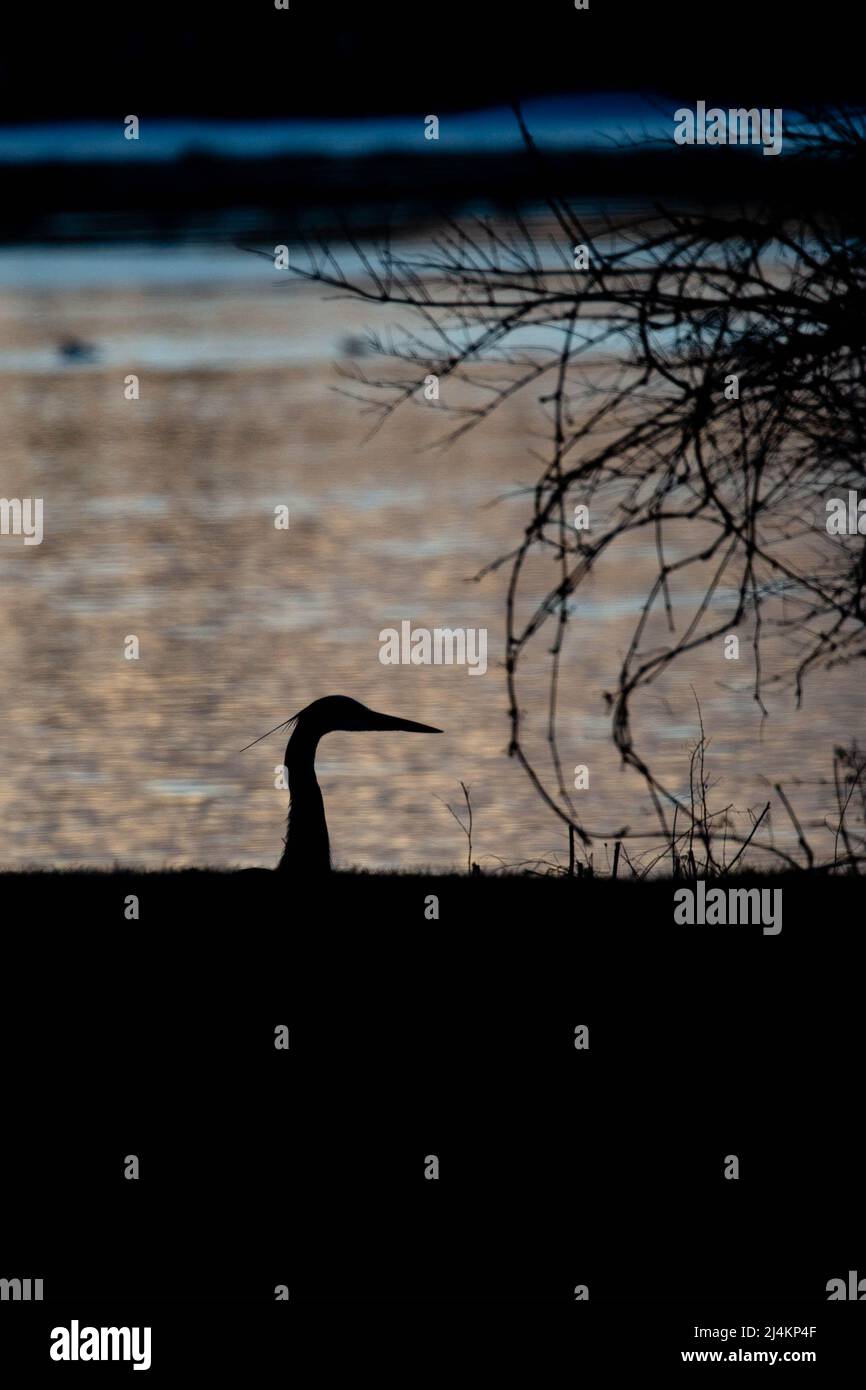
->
296;106;866;869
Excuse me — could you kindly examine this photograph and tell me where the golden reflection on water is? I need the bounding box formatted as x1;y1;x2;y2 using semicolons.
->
0;276;861;869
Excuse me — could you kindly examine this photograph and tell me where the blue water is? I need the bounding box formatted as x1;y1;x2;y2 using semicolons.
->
0;95;667;164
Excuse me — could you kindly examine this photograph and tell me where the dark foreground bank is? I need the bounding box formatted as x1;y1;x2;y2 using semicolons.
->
0;868;863;1368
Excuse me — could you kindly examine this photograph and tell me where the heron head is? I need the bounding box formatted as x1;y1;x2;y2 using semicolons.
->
240;695;442;754
296;695;442;735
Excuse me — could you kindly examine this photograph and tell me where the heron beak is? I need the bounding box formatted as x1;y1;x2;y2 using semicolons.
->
367;709;442;733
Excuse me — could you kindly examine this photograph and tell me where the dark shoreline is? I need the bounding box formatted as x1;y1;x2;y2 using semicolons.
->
2;863;862;1311
2;144;852;245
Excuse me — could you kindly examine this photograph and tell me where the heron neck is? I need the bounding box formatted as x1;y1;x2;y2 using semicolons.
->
277;726;331;873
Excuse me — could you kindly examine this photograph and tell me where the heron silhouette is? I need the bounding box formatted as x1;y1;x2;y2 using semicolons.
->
242;695;441;872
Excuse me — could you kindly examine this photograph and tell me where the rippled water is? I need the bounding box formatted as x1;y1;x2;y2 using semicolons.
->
0;245;861;869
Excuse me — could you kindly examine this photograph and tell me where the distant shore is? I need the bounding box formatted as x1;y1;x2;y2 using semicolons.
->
0;144;828;246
